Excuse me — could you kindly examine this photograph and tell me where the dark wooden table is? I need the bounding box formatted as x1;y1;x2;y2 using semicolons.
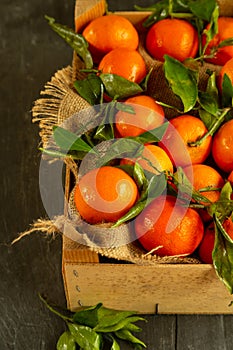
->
1;0;233;349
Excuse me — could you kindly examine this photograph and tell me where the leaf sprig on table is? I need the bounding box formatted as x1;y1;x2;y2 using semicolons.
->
39;295;147;350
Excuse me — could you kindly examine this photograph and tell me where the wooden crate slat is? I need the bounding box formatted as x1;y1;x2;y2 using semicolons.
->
63;262;233;314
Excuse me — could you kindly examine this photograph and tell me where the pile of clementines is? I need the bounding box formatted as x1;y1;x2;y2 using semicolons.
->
53;1;233;282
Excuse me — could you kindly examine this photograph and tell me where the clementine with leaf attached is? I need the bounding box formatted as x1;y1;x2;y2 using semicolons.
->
202;17;233;66
135;195;204;257
74;166;138;224
82;14;139;63
98;48;147;83
115;95;165;137
121;144;173;175
182;164;224;204
182;164;224;222
146;18;199;62
159;115;212;166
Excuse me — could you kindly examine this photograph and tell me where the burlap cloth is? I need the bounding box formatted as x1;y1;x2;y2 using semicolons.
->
28;6;228;265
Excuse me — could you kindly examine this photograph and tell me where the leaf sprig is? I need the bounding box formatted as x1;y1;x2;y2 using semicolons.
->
39;295;147;350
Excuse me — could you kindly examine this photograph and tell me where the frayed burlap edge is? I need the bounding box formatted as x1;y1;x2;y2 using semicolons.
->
32;65;90;148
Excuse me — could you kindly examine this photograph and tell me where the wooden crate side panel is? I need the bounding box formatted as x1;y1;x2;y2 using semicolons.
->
62;263;233;314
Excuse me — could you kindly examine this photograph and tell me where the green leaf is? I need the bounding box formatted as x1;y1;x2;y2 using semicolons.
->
115;329;147;348
45;15;93;69
139;68;153;92
96;307;137;329
198;91;218;115
94;316;145;333
96;138;144;167
112;172;167;227
100;73;143;99
133;162;147;191
68;323;102;350
218;37;233;49
57;331;76;350
222;74;233;108
94;102;115;141
212;220;233;294
73;74;102;105
115;102;135;114
53;126;93;153
188;0;216;22
198;109;216;130
164;55;198;112
215;215;233;245
123;323;142;333
135;0;169;27
73;303;103;328
206;71;219;98
110;336;121;350
201;5;219;56
129;122;169;144
111;199;147;227
208;182;233;221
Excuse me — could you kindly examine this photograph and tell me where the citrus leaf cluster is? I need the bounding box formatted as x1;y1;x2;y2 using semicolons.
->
39;296;147;350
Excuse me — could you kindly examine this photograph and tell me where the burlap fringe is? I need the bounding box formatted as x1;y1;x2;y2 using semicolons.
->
11;218;61;245
32;66;73;146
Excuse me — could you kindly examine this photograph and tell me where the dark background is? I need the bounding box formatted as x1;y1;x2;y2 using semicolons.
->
1;0;233;349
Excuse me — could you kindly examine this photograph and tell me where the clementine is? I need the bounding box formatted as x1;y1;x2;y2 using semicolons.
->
115;95;165;137
121;144;173;175
202;17;233;66
159;115;212;166
98;48;147;83
146;18;199;62
74;166;138;224
198;222;215;264
212;119;233;173
82;14;139;63
135;195;204;257
218;57;233;91
182;164;224;204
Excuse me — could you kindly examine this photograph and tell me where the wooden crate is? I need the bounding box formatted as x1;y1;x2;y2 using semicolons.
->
62;0;233;314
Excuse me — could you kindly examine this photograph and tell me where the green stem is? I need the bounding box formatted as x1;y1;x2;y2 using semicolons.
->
39;148;82;160
39;294;73;322
188;108;230;147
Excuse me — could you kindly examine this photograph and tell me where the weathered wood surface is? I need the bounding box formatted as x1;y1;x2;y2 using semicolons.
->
1;0;233;349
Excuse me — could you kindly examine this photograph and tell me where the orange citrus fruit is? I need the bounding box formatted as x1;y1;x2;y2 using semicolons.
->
218;57;233;91
82;14;139;63
222;216;233;240
74;166;138;224
228;170;233;184
182;164;224;204
121;144;173;175
198;222;215;264
182;164;224;222
212;119;233;173
159;115;212;166
146;18;199;62
98;48;147;83
202;17;233;66
135;195;204;257
198;217;233;264
115;95;165;137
